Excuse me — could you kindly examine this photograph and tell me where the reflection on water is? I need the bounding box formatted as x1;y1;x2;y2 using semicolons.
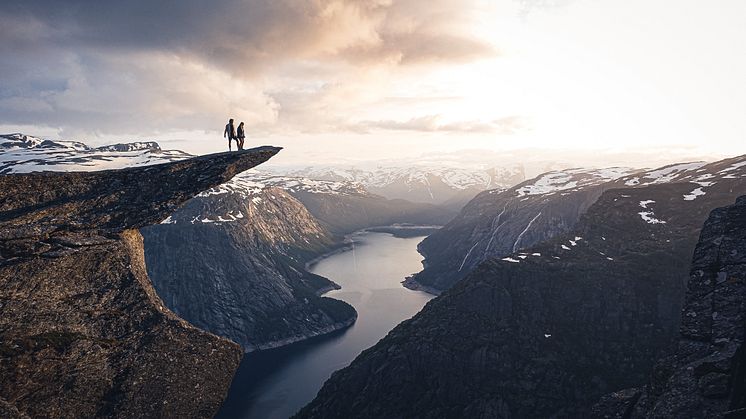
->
217;231;434;419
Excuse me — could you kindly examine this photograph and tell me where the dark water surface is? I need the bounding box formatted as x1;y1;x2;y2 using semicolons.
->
217;231;434;419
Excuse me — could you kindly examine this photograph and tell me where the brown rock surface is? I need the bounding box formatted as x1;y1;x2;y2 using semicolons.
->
0;147;280;418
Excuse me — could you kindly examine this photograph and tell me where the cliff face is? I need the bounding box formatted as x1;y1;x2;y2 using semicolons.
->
295;158;746;419
0;147;279;418
594;196;746;418
410;167;634;293
412;158;746;294
142;185;357;352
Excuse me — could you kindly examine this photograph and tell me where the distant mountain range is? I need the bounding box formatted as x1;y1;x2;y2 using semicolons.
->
278;164;525;210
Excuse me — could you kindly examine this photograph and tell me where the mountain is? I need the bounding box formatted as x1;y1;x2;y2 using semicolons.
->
295;156;746;419
281;165;525;210
594;196;746;418
0;148;279;418
141;175;358;352
408;166;635;293
409;160;746;293
0;133;190;173
240;171;454;234
0;133;447;352
0;133;454;233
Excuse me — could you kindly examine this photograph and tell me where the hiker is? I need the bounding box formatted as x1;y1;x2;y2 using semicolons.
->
237;122;246;150
223;118;237;151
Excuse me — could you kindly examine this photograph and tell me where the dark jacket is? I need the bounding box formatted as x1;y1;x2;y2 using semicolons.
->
237;125;245;139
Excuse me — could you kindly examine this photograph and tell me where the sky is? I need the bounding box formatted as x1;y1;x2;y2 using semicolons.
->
1;0;745;168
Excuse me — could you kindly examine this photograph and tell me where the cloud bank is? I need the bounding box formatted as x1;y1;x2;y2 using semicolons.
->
0;0;499;138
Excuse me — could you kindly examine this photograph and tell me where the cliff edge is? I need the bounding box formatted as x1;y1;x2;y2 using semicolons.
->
0;147;280;418
594;196;746;418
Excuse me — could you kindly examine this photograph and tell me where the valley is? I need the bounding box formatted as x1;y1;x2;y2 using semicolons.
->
218;230;433;419
2;132;745;419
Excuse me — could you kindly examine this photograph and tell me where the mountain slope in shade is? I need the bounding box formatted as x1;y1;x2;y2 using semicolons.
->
295;156;746;419
142;184;357;352
594;196;746;418
0;148;279;418
409;166;635;293
411;158;746;293
223;171;455;235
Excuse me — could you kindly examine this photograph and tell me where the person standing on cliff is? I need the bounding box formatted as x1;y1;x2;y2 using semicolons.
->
223;118;237;151
236;122;246;151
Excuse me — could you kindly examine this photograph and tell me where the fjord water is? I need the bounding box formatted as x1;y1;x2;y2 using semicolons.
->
217;231;434;419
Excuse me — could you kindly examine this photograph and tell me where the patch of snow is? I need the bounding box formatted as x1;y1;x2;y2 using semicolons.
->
639;211;666;224
514;167;632;197
718;161;746;174
692;181;715;187
561;245;571;250
639;162;706;185
502;257;521;263
639;200;655;209
683;187;706;201
625;177;640;186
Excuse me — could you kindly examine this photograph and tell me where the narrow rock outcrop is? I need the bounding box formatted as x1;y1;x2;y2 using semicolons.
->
0;147;280;418
594;196;746;418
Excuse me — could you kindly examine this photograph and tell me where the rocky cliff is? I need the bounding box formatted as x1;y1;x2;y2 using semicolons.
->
411;158;746;293
142;184;357;352
594;196;746;418
409;167;634;292
295;157;746;419
0;147;279;418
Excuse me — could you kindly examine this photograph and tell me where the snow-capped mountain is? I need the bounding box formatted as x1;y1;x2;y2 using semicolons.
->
198;171;368;203
409;156;746;292
0;133;190;173
0;133;453;232
280;165;526;209
513;167;633;197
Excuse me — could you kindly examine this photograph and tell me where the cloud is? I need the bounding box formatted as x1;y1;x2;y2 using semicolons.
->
0;0;494;74
0;0;497;137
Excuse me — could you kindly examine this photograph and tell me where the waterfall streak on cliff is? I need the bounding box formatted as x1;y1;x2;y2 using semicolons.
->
458;241;481;272
512;212;542;253
483;202;509;257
